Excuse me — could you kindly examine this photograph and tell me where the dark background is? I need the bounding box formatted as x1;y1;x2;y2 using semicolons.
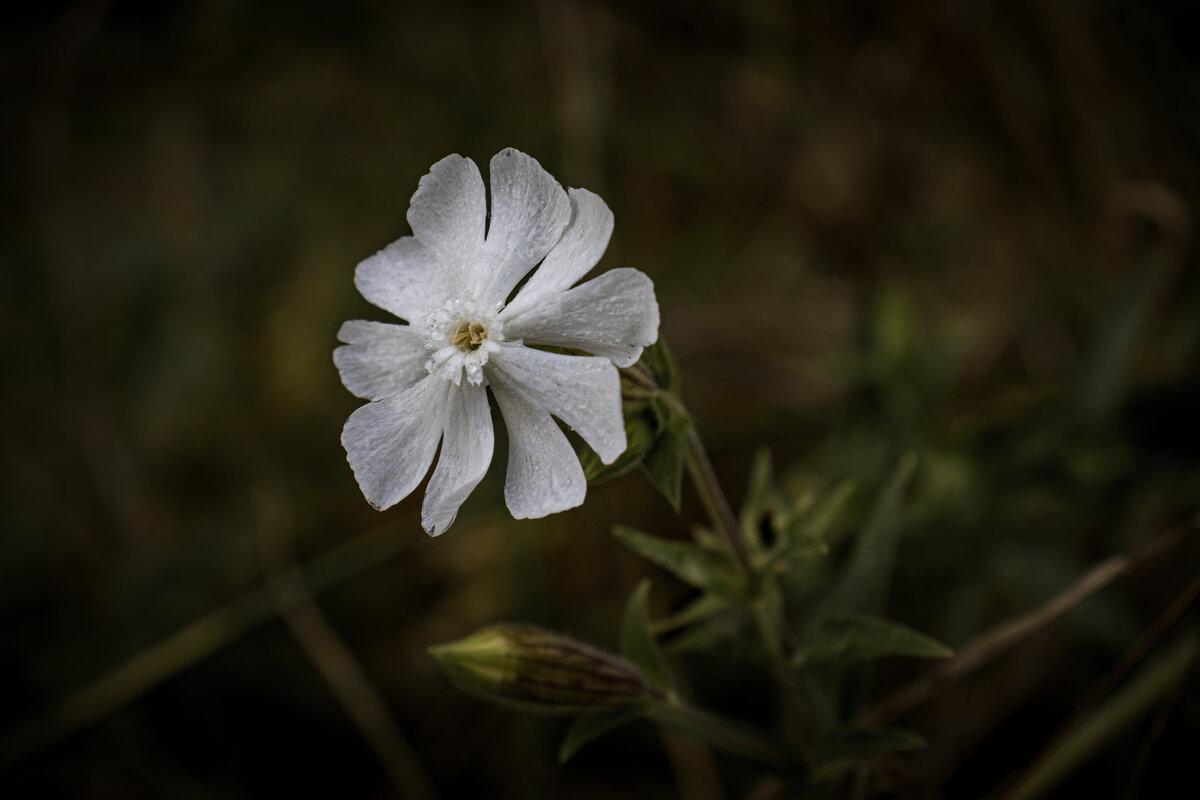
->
3;1;1199;797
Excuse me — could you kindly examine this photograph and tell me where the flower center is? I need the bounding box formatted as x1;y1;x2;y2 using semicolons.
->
450;319;489;352
421;302;505;386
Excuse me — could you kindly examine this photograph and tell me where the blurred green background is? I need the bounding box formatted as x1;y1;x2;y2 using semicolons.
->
3;0;1199;797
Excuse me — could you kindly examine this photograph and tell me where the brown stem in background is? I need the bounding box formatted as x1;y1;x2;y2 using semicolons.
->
0;509;445;771
865;519;1197;725
1000;567;1200;799
254;481;437;800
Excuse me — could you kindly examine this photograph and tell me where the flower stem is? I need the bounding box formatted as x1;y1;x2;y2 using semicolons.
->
632;357;783;666
683;423;753;577
750;600;785;668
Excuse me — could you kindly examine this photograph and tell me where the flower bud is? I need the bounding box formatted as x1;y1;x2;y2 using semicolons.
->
429;624;653;713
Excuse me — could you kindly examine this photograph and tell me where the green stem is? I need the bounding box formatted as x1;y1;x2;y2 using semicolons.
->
751;600;786;670
655;378;788;670
682;423;753;577
680;415;789;673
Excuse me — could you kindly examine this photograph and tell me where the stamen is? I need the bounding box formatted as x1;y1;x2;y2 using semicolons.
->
451;319;488;351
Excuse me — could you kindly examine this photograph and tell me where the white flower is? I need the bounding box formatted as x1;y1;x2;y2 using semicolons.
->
335;148;660;535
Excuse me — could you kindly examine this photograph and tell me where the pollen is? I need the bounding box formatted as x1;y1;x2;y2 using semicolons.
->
450;319;489;352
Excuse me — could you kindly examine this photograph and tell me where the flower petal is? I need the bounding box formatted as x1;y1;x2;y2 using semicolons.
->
490;377;586;519
502;188;614;319
341;374;450;510
406;154;487;293
476;148;571;307
334;320;430;400
500;268;660;368
421;382;494;535
354;236;447;326
488;344;626;463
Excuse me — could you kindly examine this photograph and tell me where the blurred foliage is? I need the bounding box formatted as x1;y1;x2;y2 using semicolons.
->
3;0;1200;798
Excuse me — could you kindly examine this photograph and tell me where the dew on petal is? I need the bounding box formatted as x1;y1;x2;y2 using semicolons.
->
336;148;660;534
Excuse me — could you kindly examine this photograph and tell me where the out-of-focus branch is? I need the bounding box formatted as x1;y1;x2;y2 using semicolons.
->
0;511;441;769
993;568;1200;800
253;482;436;800
865;519;1197;725
993;634;1198;800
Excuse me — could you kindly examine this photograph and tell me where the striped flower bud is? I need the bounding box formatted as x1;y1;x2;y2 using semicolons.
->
429;624;653;713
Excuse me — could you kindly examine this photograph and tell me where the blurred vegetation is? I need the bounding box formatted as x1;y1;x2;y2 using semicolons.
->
3;0;1199;797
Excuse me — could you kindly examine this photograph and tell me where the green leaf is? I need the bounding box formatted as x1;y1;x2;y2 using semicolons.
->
662;606;753;656
640;339;681;396
739;448;785;550
652;593;730;636
790;613;952;673
621;580;671;692
788;479;854;552
754;475;854;584
613;339;689;508
649;703;805;776
821;454;917;616
613;526;744;598
744;448;778;511
810;727;926;768
640;405;690;509
558;706;646;763
580;405;659;484
1074;256;1163;424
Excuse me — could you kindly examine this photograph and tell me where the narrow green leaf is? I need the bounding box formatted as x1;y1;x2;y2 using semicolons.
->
790;479;855;551
1074;256;1162;424
690;524;720;549
761;481;851;578
744;448;777;511
581;406;659;483
652;593;730;636
641;405;690;509
649;703;805;776
663;607;754;657
621;580;671;692
813;457;919;721
640;339;681;396
790;613;952;673
739;448;784;550
810;727;926;767
558;706;646;763
822;454;917;616
613;525;743;598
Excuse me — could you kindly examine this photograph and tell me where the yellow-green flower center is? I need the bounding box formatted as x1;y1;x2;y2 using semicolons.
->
450;319;488;352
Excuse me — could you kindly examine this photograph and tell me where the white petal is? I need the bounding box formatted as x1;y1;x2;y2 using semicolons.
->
334;320;430;400
406;154;486;293
500;268;660;368
421;382;494;535
355;236;447;326
490;377;586;519
475;148;571;307
488;344;626;463
502;188;614;319
341;374;450;510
